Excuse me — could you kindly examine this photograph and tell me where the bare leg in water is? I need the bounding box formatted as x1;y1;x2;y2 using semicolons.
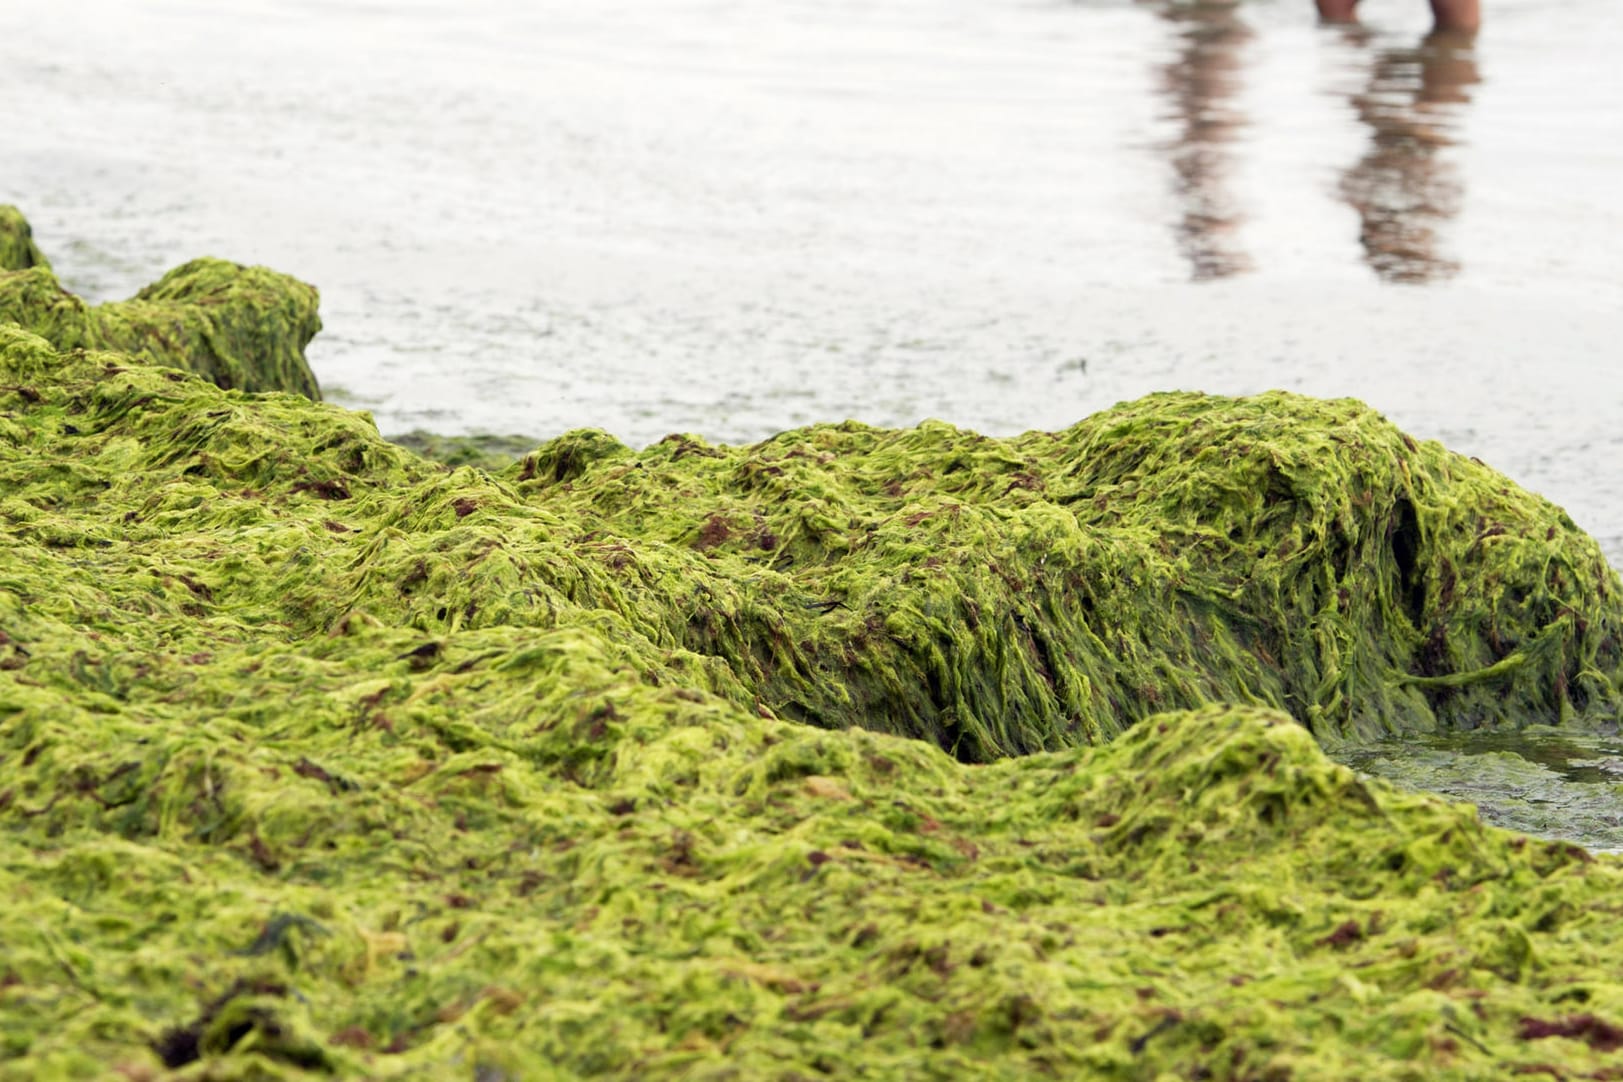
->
1316;0;1480;32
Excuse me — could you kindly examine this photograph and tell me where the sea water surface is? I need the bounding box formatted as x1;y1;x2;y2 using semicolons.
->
4;0;1622;846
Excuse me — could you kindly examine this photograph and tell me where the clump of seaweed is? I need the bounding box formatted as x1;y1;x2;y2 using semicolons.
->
508;397;1623;757
4;324;1623;1078
0;206;50;272
0;208;321;398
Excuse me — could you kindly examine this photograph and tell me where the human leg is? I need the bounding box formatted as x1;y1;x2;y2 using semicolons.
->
1429;0;1480;31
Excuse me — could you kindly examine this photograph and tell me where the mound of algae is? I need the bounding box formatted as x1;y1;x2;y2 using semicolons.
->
0;207;51;273
511;400;1623;758
4;323;1623;1079
0;207;321;399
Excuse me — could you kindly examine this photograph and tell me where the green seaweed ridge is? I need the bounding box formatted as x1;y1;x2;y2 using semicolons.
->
512;400;1623;756
0;207;321;399
4;325;1623;1079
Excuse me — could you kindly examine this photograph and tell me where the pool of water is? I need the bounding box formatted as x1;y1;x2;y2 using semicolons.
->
1333;730;1623;854
4;0;1622;846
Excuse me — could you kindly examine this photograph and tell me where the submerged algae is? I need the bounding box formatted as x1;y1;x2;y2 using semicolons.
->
0;208;320;398
1336;729;1623;852
6;326;1623;1077
388;428;543;472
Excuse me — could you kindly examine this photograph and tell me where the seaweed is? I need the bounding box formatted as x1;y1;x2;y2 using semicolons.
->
5;322;1623;1078
0;209;320;398
0;206;50;272
505;397;1623;756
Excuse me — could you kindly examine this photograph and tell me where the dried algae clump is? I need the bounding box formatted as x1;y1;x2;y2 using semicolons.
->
6;328;1623;1078
0;209;321;398
0;205;50;272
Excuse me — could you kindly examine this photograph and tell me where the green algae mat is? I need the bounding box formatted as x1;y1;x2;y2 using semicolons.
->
5;235;1623;1076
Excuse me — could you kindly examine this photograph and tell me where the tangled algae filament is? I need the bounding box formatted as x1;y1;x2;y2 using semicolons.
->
4;209;1623;1078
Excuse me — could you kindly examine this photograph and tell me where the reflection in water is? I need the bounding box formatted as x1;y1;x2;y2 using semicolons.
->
1147;0;1254;281
1339;28;1480;283
1142;4;1481;285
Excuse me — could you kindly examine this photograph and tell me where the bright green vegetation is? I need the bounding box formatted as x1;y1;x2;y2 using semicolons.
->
0;206;51;273
511;398;1623;758
4;224;1623;1077
0;207;320;398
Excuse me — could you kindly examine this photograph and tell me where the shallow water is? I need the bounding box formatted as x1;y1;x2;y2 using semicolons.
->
1333;730;1623;854
4;1;1622;844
